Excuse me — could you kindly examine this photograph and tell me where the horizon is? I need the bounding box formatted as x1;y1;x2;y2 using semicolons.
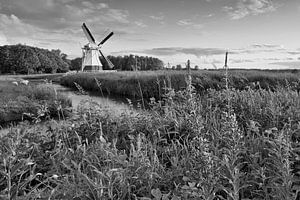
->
0;0;300;69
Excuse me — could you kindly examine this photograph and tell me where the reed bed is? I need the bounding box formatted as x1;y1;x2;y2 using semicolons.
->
60;70;300;101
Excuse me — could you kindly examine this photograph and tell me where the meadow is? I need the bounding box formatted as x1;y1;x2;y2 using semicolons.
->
1;70;300;199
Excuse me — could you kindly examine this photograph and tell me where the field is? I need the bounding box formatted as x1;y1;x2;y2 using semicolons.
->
1;70;300;199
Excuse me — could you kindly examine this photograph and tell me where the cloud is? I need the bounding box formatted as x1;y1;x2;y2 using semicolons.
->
139;47;227;57
0;0;135;55
224;0;279;20
232;44;286;54
0;14;37;40
134;20;148;28
230;59;255;63
250;44;283;48
0;31;9;45
177;19;193;26
82;1;108;9
0;0;130;31
271;61;300;68
177;19;204;29
205;13;215;18
0;13;79;52
287;51;300;55
149;13;165;25
149;14;164;21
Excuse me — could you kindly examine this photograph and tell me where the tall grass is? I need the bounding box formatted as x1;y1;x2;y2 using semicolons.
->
60;70;300;101
1;73;300;199
0;82;71;126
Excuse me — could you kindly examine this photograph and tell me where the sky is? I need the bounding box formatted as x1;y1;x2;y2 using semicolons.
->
0;0;300;69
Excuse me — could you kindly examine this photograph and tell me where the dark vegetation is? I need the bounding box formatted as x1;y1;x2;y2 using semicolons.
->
0;45;70;74
1;74;300;199
0;81;71;126
70;54;164;71
60;70;300;101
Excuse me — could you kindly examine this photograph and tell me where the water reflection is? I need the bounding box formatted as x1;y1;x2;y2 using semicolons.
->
51;84;134;116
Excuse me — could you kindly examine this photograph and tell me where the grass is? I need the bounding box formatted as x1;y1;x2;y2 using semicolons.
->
0;80;71;126
60;70;300;101
1;73;300;199
0;73;65;81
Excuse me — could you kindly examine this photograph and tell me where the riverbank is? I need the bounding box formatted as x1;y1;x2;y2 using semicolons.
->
0;79;71;126
60;70;300;101
0;73;65;82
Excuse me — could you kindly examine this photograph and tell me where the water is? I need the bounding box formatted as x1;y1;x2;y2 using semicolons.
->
0;82;136;136
51;83;135;116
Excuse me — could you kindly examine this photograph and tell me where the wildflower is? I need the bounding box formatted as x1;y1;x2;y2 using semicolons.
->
26;161;35;165
52;174;59;179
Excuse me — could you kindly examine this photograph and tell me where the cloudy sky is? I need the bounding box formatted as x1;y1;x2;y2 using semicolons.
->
0;0;300;69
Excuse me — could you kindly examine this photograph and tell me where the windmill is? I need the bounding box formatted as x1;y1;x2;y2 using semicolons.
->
81;23;114;71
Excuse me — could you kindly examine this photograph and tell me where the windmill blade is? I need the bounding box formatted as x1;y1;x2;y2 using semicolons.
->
82;23;96;44
99;50;114;69
212;63;218;69
98;32;114;46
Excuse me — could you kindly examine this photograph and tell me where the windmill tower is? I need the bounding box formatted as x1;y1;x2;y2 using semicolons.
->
81;23;114;71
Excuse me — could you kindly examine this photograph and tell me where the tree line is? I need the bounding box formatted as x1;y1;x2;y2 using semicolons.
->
0;44;164;74
70;54;164;71
0;44;69;74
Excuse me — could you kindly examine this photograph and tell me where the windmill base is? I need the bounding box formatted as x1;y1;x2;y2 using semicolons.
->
82;65;103;71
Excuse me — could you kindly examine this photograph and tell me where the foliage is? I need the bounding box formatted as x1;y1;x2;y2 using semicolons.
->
70;54;164;71
0;44;70;74
70;57;82;71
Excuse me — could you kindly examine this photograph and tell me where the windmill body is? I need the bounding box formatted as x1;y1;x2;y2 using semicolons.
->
82;44;102;71
81;23;114;71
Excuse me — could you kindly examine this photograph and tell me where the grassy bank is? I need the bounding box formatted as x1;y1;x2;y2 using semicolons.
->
0;80;71;126
60;70;300;101
1;76;300;199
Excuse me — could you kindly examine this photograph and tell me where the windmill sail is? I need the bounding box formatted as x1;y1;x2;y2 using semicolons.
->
98;32;114;46
99;50;114;69
81;23;114;71
82;23;96;44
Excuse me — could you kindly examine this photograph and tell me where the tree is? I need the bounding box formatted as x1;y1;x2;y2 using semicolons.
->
186;60;191;72
70;58;82;71
17;47;40;74
69;54;164;72
0;44;70;74
176;64;182;70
